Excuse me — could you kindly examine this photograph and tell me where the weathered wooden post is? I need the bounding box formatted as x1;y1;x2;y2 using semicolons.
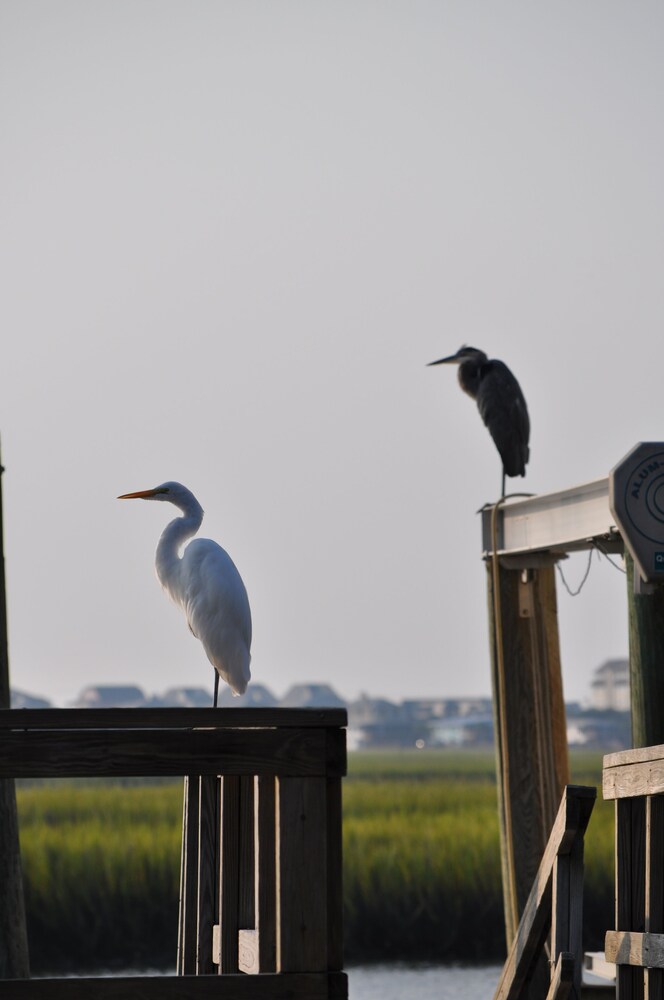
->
0;450;30;979
482;476;619;953
485;539;569;945
624;554;664;748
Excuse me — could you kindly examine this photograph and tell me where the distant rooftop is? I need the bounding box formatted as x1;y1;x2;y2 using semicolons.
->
280;683;346;709
73;685;147;708
218;683;279;708
10;689;52;710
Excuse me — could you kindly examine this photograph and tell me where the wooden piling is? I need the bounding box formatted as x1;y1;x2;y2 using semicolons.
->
486;558;569;946
626;553;664;748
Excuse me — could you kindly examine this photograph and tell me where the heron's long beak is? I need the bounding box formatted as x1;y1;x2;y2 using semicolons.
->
117;488;160;500
427;354;460;367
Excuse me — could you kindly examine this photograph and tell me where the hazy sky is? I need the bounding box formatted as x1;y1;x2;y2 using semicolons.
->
1;1;663;707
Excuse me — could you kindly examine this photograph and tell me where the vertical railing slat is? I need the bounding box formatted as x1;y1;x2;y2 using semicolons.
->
257;775;277;972
237;775;257;973
218;774;241;973
196;775;219;974
326;775;343;972
276;775;327;972
646;796;664;1000
551;820;586;996
177;775;200;975
616;797;646;1000
238;775;255;929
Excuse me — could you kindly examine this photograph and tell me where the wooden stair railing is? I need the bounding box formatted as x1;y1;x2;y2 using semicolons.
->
603;741;664;998
493;784;596;1000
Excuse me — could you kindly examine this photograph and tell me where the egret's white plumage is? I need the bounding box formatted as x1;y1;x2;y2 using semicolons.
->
118;481;251;697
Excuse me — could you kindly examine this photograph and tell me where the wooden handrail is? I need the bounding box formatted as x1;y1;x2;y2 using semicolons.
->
0;708;346;778
0;706;348;729
493;785;596;1000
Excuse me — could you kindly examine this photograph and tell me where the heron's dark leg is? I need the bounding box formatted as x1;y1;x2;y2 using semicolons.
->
501;469;506;498
213;670;219;708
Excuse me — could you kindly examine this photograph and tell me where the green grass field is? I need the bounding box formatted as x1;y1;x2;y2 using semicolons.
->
16;749;614;972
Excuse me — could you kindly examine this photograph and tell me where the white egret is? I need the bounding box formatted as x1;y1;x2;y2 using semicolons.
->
118;482;252;703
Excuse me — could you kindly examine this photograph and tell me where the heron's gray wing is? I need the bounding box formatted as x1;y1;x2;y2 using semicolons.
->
476;361;530;477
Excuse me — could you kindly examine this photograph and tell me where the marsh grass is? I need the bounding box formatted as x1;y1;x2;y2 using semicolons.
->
18;783;182;972
16;750;613;971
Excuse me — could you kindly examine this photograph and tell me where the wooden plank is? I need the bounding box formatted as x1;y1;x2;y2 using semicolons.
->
238;929;259;975
606;931;664;968
219;776;241;973
646;796;664;1000
493;786;596;1000
0;707;348;730
545;952;574;1000
178;776;200;975
532;566;570;814
485;562;569;947
606;746;664;770
326;728;348;779
237;776;256;974
626;554;664;749
552;852;571;971
196;776;219;974
605;762;664;802
615;797;646;1000
277;776;328;973
0;971;347;999
255;776;277;973
0;779;29;979
0;727;341;778
326;776;344;971
551;814;587;996
238;776;255;929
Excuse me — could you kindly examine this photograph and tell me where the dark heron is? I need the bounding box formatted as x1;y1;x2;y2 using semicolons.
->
428;346;530;496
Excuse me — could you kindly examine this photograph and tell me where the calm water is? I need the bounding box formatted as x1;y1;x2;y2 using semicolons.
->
348;964;502;999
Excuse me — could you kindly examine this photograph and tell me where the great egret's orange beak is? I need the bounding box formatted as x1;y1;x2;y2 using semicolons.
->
117;488;161;500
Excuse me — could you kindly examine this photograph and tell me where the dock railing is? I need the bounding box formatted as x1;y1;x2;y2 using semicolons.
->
603;741;664;999
0;706;347;1000
493;784;596;1000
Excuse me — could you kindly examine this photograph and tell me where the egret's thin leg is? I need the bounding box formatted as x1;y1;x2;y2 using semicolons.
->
213;671;219;708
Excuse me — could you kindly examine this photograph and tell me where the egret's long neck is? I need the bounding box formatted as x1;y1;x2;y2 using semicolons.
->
155;500;204;599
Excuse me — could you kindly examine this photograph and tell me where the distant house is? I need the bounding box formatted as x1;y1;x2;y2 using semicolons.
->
566;704;631;750
348;693;403;727
429;712;495;747
73;685;147;708
158;687;214;708
401;697;492;722
590;659;629;712
347;694;413;750
10;689;52;710
280;684;346;709
218;683;279;708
